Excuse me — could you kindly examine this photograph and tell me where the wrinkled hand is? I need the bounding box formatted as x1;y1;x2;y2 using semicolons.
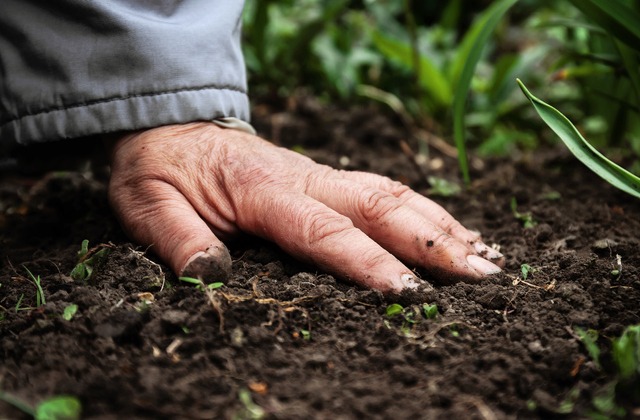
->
108;122;503;293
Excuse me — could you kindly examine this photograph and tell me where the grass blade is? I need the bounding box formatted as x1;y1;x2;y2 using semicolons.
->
372;31;452;107
568;0;640;53
452;0;518;185
517;79;640;199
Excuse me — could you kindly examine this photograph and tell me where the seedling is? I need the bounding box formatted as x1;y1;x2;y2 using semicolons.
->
612;324;640;380
0;391;81;420
575;327;602;370
521;264;534;281
423;303;439;319
300;329;311;340
385;303;439;336
427;176;461;197
510;198;537;228
70;239;110;281
236;388;265;420
23;266;45;307
178;276;223;291
62;304;78;321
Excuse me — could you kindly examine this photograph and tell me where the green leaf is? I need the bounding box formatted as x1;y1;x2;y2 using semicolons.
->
568;0;640;53
575;327;602;370
518;79;640;199
612;324;640;379
427;176;461;197
520;264;533;281
385;303;404;317
452;0;519;185
62;304;78;321
35;395;81;420
422;303;438;319
371;31;452;106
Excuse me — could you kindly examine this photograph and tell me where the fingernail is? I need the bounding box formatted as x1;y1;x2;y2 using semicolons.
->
473;242;504;262
467;254;502;275
401;273;420;289
181;245;233;282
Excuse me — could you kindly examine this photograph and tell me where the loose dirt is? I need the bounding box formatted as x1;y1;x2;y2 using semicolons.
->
1;99;639;419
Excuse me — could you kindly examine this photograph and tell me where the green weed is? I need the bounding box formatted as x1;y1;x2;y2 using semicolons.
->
62;304;78;321
520;264;535;281
385;302;439;336
70;240;110;281
178;276;224;291
23;266;45;307
235;388;265;420
510;198;538;228
0;391;81;420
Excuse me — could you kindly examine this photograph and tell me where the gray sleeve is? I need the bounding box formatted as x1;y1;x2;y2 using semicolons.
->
0;0;250;146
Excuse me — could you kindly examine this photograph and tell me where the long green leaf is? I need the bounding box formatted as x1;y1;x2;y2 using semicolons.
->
518;79;640;199
568;0;640;53
372;31;452;106
452;0;519;185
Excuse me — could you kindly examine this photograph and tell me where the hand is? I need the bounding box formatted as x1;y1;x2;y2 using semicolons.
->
107;122;503;293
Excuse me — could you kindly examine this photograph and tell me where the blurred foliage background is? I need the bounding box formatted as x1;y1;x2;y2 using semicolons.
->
242;0;640;177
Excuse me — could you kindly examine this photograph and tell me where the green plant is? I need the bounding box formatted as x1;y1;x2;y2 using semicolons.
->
510;198;538;228
62;304;78;321
520;264;534;281
179;276;224;291
422;303;439;319
23;266;45;308
235;388;265;420
70;240;110;281
385;302;439;336
518;79;640;199
0;391;81;420
571;324;640;417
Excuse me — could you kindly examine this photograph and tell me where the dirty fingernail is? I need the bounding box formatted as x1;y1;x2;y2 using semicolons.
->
473;242;504;262
400;273;434;292
401;273;420;289
467;254;502;275
181;245;233;282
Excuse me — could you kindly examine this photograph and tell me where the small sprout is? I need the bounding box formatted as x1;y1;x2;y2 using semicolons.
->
35;395;82;420
62;304;78;321
611;254;622;280
575;327;601;370
179;276;224;291
612;324;640;380
423;303;438;319
15;294;25;312
521;264;534;281
450;325;460;337
237;388;265;420
181;326;190;334
510;197;537;228
24;266;45;307
300;329;311;340
70;240;110;281
427;176;461;197
0;392;81;420
385;303;404;317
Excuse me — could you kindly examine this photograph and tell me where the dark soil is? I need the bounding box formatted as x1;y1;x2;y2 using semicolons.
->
1;99;639;419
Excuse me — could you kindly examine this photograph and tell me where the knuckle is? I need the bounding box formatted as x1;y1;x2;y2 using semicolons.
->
359;248;391;272
303;209;354;248
357;190;401;223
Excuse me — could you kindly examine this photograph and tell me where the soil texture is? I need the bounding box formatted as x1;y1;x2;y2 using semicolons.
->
1;99;639;419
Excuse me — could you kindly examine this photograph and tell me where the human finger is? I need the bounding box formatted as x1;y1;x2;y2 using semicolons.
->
336;170;505;267
234;190;424;293
305;177;501;282
108;180;232;281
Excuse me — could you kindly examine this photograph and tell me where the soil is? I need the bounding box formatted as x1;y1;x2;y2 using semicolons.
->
1;98;639;419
